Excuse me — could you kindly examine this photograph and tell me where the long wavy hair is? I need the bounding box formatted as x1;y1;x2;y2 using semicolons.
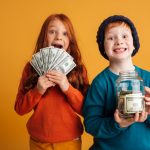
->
24;14;89;95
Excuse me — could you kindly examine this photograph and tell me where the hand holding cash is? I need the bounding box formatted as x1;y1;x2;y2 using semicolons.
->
30;46;76;76
46;70;70;92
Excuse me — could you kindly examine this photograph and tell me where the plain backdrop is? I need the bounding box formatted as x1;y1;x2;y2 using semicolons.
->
0;0;150;149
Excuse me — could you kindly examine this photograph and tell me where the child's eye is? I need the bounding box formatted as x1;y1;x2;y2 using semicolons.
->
123;35;127;38
48;30;56;34
107;37;113;40
63;32;68;36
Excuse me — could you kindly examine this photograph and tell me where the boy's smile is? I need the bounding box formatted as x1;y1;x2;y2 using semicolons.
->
113;47;127;54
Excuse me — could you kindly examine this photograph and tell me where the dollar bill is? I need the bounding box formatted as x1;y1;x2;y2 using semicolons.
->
50;50;70;70
33;52;44;73
30;57;42;76
53;55;76;75
40;47;50;73
49;47;64;69
124;93;144;113
30;46;76;76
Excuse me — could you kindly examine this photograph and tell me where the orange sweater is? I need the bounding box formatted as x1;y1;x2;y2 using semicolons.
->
15;63;88;143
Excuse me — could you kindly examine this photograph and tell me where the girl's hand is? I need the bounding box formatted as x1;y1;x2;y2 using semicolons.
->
46;70;69;92
114;109;148;128
144;86;150;114
37;75;55;95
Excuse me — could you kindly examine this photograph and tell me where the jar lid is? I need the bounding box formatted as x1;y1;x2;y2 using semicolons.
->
119;71;138;77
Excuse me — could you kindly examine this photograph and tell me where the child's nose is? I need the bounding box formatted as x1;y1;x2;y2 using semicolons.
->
115;37;123;45
55;33;62;40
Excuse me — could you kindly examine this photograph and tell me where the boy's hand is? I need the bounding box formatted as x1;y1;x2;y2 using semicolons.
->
144;86;150;114
46;70;69;92
114;109;148;128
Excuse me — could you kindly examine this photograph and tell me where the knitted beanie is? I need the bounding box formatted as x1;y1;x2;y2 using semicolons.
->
96;15;140;60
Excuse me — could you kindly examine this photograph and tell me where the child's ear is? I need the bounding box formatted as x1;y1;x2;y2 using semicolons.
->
132;45;135;50
133;46;135;50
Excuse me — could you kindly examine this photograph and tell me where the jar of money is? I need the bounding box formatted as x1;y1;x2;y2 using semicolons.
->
116;71;145;118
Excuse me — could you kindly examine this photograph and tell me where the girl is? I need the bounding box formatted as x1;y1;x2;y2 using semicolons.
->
15;14;89;150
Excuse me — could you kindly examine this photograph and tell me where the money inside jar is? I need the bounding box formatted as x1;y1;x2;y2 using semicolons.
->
116;71;145;118
118;91;144;118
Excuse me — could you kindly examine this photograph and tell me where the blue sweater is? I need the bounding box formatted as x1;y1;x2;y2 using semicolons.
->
83;66;150;150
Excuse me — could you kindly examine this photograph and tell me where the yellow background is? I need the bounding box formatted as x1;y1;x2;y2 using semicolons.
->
0;0;150;149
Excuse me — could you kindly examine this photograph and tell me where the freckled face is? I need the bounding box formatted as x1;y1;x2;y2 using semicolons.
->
46;19;70;50
104;25;135;61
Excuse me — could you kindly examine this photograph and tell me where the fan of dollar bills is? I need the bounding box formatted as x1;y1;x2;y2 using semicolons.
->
30;46;76;76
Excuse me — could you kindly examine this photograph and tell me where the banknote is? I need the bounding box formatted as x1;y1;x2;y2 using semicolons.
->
30;46;76;76
33;52;44;73
53;55;76;75
30;56;42;76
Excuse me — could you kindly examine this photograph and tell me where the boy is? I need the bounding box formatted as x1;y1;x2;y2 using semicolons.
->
83;15;150;150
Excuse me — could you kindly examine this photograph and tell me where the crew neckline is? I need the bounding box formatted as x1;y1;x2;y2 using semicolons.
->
108;66;136;76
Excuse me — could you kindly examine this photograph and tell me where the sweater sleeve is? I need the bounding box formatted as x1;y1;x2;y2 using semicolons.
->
64;65;89;115
64;84;84;115
83;78;127;139
14;64;42;115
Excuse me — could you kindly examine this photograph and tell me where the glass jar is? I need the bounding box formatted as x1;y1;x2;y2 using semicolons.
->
116;71;145;118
